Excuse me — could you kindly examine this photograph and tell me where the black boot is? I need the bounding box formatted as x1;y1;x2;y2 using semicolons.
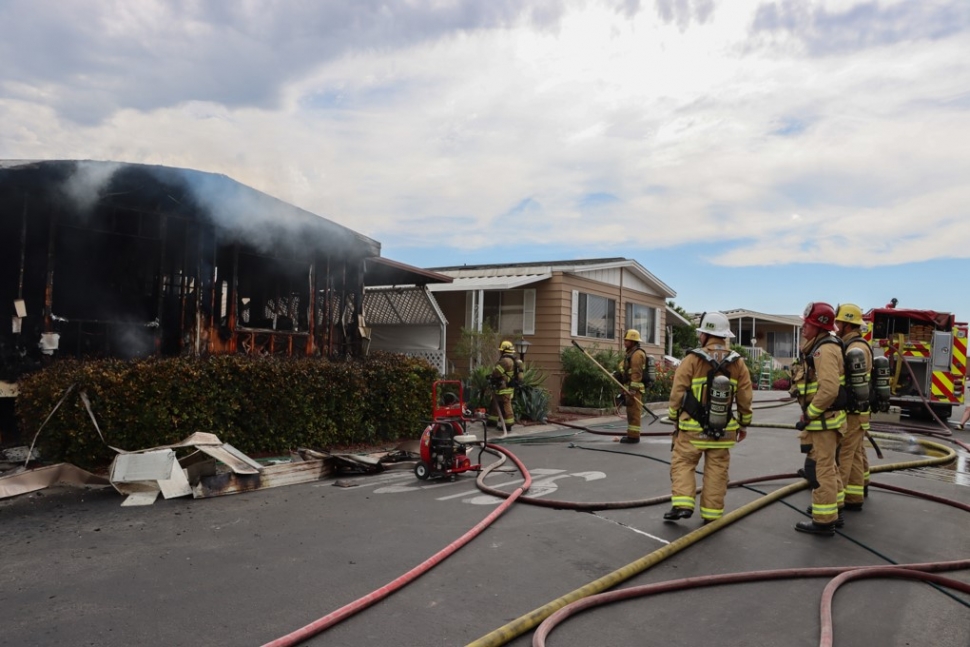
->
794;520;836;536
663;507;693;521
804;506;843;527
844;502;863;512
863;484;869;498
618;436;640;444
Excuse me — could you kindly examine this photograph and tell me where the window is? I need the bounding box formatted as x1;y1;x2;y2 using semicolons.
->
767;331;794;357
466;289;535;335
572;291;616;339
625;302;658;345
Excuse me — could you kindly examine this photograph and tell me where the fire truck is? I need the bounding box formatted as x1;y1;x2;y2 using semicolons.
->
863;304;967;420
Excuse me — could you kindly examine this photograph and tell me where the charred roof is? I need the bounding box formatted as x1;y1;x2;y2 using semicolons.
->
0;159;381;260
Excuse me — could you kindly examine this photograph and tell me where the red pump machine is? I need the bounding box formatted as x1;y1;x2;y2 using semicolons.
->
414;381;487;480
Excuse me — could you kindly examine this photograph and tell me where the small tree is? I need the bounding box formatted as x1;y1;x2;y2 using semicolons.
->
453;322;502;372
666;301;697;359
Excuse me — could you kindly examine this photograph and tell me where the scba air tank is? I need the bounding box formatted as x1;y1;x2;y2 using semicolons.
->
845;346;870;405
707;375;732;430
871;356;892;412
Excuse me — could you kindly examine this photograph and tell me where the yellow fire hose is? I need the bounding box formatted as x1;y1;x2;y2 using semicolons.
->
464;432;957;647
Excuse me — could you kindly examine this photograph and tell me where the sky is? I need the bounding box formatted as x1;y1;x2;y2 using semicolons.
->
1;0;969;322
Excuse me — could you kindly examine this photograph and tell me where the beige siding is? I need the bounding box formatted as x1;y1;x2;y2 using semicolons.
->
432;271;670;409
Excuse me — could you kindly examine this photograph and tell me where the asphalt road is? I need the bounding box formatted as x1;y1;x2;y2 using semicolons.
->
1;393;968;647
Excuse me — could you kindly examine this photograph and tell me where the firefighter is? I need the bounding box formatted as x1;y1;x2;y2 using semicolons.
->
488;340;523;431
664;312;753;523
835;303;871;512
791;302;847;536
614;329;652;443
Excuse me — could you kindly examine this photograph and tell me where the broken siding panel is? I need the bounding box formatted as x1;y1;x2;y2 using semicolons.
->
191;459;333;498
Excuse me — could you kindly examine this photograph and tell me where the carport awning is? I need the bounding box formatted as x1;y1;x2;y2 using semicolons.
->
426;273;551;292
364;257;453;287
666;306;691;327
363;286;446;325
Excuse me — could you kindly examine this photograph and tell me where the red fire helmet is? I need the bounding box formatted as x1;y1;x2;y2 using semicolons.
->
802;302;837;332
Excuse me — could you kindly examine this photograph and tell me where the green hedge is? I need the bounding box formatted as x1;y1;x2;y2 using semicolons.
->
15;352;438;469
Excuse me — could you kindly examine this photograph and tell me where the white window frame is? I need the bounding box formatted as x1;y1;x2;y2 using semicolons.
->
571;290;616;340
465;289;535;335
625;302;659;345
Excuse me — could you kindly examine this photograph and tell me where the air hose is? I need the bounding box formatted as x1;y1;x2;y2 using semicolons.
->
260;444;533;647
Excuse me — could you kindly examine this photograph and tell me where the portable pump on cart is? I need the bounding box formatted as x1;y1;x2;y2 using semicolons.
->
414;380;488;481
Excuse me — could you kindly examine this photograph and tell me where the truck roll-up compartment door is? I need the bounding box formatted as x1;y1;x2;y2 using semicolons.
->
931;331;952;370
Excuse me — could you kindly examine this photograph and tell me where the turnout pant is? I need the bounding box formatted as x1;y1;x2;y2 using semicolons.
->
670;431;731;521
625;391;642;439
800;426;845;525
488;392;515;428
838;413;867;507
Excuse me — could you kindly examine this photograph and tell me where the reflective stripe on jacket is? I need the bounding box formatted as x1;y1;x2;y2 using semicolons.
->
798;333;846;430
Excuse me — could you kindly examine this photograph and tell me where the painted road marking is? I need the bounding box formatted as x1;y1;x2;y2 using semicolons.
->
329;467;611;506
591;513;670;545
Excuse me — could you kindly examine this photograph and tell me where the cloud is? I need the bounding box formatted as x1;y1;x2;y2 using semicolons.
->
655;0;716;31
0;0;968;275
0;0;572;124
751;0;970;56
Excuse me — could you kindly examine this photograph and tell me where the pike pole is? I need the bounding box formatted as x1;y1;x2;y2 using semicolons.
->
570;340;660;424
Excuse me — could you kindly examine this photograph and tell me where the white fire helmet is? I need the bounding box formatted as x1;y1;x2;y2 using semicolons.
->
698;312;734;339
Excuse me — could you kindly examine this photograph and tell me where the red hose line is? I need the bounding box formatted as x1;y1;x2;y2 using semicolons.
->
261;444;532;647
818;568;970;647
870;481;970;513
532;560;970;647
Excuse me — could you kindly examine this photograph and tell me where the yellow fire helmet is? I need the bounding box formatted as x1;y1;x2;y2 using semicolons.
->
624;329;641;342
835;303;864;325
499;340;515;353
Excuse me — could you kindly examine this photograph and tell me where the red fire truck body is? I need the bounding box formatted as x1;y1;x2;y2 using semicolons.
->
863;307;967;420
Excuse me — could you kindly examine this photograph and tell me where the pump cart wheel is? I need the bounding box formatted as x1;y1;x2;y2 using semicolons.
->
414;461;431;480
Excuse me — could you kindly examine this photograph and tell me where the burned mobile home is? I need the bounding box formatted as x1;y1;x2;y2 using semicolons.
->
0;160;449;407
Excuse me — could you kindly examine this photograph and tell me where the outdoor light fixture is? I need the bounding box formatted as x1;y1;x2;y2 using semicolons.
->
514;338;531;360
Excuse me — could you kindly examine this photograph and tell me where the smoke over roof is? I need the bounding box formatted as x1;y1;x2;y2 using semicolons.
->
0;159;380;259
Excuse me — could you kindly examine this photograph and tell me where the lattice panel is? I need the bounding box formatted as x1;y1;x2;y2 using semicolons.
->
363;288;442;325
401;350;445;374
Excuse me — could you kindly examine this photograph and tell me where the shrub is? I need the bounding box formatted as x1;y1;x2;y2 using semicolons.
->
514;362;551;422
644;361;674;403
16;353;438;469
559;345;622;409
